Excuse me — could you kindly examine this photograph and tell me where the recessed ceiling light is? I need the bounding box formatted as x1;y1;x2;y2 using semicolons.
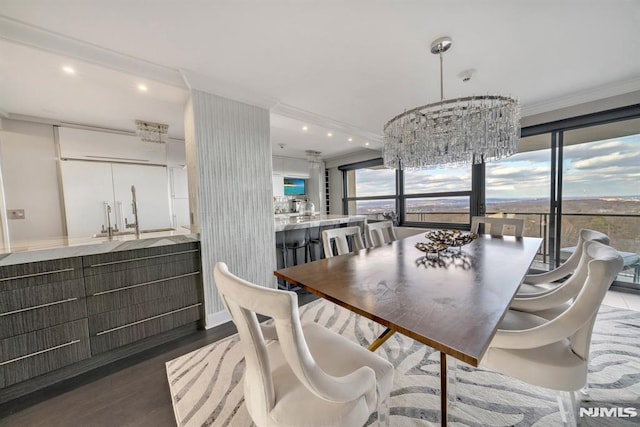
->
302;126;308;131
137;84;148;92
348;137;353;142
327;132;333;137
365;142;370;146
62;66;76;75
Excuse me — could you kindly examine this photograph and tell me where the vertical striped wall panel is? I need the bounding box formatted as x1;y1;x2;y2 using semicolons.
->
185;90;276;325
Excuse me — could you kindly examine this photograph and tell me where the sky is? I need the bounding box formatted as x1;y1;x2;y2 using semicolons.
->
354;133;640;199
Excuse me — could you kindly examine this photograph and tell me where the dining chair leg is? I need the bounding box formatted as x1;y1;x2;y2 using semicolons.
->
376;393;390;427
556;391;578;427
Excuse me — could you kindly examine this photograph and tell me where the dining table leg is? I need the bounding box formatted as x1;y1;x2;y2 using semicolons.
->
367;327;395;352
440;352;448;426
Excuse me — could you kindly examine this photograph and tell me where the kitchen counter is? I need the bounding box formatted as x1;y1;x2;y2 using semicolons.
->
0;228;199;266
274;214;366;232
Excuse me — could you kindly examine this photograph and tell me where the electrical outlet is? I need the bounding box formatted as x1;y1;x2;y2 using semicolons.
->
7;209;25;220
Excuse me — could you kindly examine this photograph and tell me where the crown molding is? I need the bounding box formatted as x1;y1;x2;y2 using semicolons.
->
179;69;280;110
521;76;640;117
6;113;62;126
272;102;384;144
0;15;185;88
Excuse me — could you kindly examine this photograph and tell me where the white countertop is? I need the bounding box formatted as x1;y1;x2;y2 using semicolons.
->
0;228;199;266
274;214;366;232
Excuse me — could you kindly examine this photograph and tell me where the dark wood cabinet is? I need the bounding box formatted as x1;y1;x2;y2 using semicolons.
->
0;319;91;388
83;242;202;354
0;257;91;389
0;241;203;403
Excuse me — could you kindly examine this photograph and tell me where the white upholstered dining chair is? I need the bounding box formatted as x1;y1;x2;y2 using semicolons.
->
365;221;397;248
470;216;524;237
516;228;610;297
482;241;623;426
322;226;366;257
213;262;394;427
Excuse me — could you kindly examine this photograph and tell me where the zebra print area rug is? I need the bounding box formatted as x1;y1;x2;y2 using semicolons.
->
166;300;640;426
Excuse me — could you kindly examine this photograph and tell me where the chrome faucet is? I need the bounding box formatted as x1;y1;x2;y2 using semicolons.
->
102;203;119;237
127;185;140;236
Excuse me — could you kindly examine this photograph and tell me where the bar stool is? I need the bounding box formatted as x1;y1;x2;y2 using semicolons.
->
308;224;337;260
276;228;310;289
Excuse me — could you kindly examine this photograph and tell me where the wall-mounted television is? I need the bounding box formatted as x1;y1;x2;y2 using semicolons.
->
283;177;306;196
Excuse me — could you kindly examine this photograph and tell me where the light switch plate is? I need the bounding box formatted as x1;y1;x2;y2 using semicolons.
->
8;209;25;220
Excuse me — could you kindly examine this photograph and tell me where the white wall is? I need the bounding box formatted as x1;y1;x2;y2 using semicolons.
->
0;119;64;241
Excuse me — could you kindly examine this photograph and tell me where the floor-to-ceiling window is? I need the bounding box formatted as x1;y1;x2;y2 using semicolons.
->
403;167;472;227
485;133;553;266
560;120;640;288
341;160;397;221
341;105;640;290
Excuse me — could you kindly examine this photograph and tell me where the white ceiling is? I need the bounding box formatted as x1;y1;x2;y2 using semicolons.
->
0;1;639;160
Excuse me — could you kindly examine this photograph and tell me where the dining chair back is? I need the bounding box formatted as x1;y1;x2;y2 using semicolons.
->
471;216;524;237
365;221;398;247
482;241;623;426
517;229;610;297
322;226;366;257
213;262;393;427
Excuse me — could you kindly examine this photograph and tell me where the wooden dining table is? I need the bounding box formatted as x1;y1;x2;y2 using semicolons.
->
274;232;542;426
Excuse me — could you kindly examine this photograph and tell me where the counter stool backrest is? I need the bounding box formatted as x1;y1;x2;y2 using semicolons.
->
322;226;365;257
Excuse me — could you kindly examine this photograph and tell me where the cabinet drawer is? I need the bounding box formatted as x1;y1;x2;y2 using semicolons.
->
84;255;200;295
0;278;85;315
0;258;83;292
82;243;199;276
86;273;201;315
88;288;200;335
90;304;201;354
0;319;90;387
0;297;87;340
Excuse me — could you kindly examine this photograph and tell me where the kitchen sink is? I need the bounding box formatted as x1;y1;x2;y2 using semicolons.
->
140;227;176;233
92;228;176;238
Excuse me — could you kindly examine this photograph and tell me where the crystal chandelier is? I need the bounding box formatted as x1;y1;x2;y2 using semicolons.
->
135;120;169;144
306;150;323;170
383;37;520;169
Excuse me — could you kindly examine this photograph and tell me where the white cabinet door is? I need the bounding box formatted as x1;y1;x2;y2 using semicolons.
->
272;175;284;196
60;161;115;237
282;157;310;178
171;198;190;229
170;167;189;198
58;127;166;164
112;164;172;231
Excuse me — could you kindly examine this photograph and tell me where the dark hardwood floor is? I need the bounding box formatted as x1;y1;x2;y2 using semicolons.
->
0;291;317;426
